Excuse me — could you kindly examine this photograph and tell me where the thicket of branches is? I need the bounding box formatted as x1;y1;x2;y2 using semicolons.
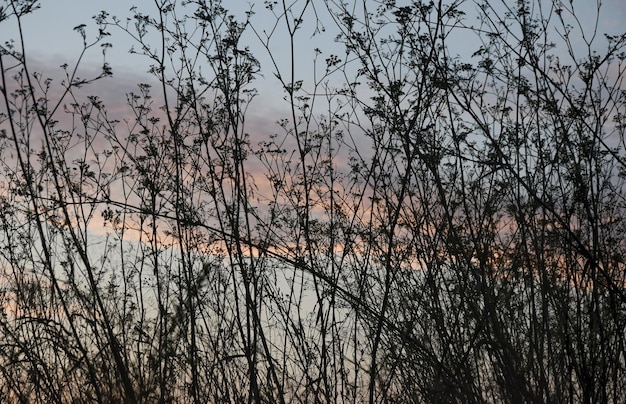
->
1;0;626;402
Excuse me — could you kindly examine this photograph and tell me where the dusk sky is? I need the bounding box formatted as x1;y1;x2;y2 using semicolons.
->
12;1;626;67
2;1;347;127
3;2;626;401
4;0;626;212
4;0;626;131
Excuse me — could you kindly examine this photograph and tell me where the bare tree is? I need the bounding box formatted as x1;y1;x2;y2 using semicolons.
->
1;0;625;402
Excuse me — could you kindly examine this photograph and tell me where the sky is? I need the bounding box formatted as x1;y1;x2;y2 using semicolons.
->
4;0;626;113
2;0;626;312
2;0;626;171
9;1;625;62
1;0;345;117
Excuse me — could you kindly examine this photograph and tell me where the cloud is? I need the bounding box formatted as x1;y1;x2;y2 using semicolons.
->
2;50;306;237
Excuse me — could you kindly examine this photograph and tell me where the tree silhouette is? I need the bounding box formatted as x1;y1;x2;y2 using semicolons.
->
1;0;625;402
